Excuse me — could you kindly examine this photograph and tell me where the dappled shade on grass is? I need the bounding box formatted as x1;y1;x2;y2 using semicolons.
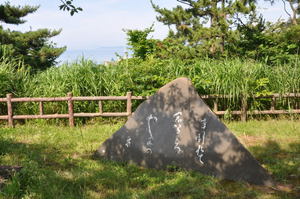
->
0;121;299;198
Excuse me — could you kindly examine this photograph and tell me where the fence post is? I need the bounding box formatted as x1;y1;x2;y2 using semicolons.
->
271;96;276;111
67;92;74;127
39;101;44;115
241;95;248;122
213;98;218;112
126;92;132;118
6;93;13;127
99;101;103;114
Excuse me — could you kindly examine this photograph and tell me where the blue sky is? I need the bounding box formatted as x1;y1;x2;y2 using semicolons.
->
5;0;179;50
3;0;291;62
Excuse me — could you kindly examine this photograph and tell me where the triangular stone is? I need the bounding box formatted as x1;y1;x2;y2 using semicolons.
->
95;77;274;186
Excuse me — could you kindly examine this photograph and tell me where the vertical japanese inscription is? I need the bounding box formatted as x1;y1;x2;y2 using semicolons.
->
195;118;207;164
125;136;132;148
173;112;183;154
145;114;157;154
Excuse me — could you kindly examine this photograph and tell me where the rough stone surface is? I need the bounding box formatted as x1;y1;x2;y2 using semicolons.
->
95;77;274;186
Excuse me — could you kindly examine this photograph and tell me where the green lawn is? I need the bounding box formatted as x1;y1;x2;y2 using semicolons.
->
0;119;299;199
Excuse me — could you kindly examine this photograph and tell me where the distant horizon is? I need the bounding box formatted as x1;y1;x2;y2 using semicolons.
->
57;46;131;64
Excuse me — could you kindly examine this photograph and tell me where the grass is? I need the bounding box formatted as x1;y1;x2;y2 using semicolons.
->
1;57;300;116
0;119;299;199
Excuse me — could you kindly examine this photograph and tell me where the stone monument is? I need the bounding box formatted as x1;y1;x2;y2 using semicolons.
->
95;77;274;186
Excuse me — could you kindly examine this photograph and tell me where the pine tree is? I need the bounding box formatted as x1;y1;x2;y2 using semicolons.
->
151;0;256;57
0;2;65;71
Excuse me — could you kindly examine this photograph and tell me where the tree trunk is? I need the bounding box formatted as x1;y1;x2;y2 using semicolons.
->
220;0;226;53
288;0;298;25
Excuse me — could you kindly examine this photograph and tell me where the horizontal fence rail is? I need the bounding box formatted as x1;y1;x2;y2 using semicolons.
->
201;93;300;121
0;92;299;127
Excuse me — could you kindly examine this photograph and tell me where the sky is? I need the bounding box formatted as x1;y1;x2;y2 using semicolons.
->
2;0;292;63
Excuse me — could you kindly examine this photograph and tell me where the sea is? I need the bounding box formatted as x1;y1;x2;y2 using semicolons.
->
57;46;130;65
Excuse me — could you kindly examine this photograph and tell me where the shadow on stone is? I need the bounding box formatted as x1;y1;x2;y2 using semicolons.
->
94;77;274;186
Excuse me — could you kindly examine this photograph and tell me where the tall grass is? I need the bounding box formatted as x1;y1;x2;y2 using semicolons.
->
0;56;299;120
0;56;29;115
10;57;300;99
267;60;300;93
0;56;29;98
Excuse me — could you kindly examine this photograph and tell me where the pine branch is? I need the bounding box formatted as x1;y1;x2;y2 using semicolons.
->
177;0;193;6
0;3;39;24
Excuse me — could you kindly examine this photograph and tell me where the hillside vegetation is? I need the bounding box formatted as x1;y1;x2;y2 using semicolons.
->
0;56;299;121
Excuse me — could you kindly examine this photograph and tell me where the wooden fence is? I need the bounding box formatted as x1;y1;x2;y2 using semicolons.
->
0;92;299;127
201;93;300;121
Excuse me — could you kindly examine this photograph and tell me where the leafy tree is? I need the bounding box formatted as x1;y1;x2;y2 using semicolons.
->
125;25;158;59
0;2;65;71
231;13;300;63
151;0;256;58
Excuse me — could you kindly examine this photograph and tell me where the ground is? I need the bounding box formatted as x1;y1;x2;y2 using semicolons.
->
0;119;299;199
